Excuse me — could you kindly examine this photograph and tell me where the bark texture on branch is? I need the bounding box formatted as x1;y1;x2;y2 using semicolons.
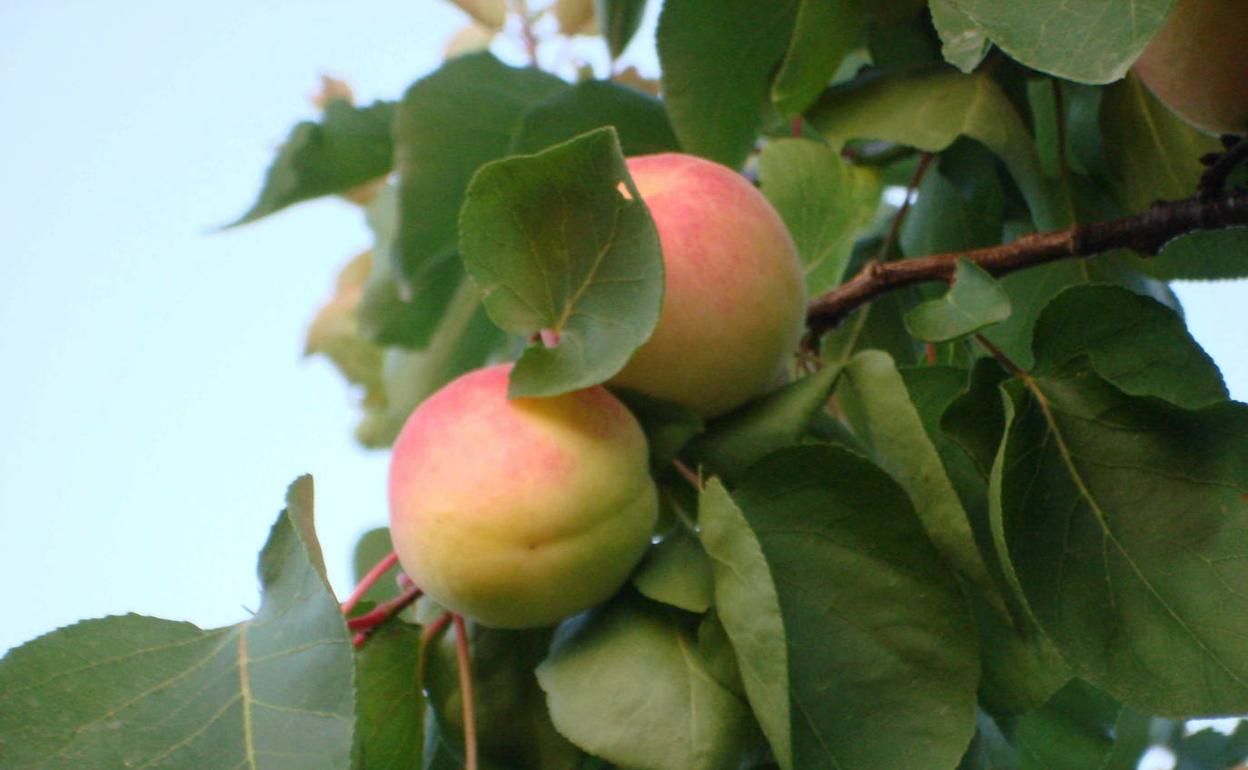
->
806;193;1248;335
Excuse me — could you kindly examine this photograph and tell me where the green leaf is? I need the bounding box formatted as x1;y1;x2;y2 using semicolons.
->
0;477;354;770
688;363;841;482
459;127;663;397
510;79;680;157
231;99;395;226
657;0;798;168
699;480;792;770
1173;720;1248;770
999;370;1248;716
357;185;467;349
537;596;750;770
905;260;1012;342
355;279;507;448
632;530;715;613
596;0;648;59
758;138;883;295
900;139;1005;258
354;623;425;769
1013;680;1120;770
1100;707;1152;770
394;53;567;291
947;0;1178;84
929;0;990;73
970;589;1071;719
772;0;865;117
1031;285;1226;409
613;389;705;468
1101;73;1222;215
736;446;979;769
941;357;1011;478
840;350;996;591
425;625;582;770
1145;227;1248;281
808;69;1065;229
351;527;400;607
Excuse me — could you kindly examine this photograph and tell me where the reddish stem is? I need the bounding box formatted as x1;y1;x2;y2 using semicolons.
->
672;458;702;490
347;584;423;647
340;551;399;615
454;614;479;770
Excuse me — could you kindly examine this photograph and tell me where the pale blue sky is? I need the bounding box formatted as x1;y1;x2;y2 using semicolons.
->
0;1;1244;656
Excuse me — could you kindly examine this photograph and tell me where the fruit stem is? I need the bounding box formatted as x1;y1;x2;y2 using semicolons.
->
454;614;479;770
417;611;454;686
347;584;423;645
340;551;400;615
672;459;702;490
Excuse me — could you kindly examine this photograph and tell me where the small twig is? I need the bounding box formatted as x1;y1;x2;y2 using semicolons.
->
1199;135;1248;200
514;0;540;68
974;334;1026;378
454;614;479;770
1051;79;1072;194
806;192;1248;335
671;458;703;490
340;551;399;615
877;153;935;262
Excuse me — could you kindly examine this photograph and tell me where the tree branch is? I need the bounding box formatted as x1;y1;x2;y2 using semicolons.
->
806;192;1248;335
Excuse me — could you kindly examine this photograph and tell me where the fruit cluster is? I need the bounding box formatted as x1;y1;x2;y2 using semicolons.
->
388;152;806;628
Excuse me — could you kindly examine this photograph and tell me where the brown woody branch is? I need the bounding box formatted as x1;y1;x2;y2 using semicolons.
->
806;192;1248;335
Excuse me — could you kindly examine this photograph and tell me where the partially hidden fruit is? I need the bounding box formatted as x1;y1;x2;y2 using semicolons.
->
1133;0;1248;135
609;153;807;417
388;363;657;628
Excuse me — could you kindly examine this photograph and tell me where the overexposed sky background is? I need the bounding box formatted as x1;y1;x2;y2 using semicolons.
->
0;0;1244;672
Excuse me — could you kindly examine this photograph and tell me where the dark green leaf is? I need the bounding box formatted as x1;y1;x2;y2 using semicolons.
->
596;0;648;59
657;0;798;168
1101;73;1221;215
355;623;425;769
1146;227;1248;281
970;589;1071;719
688;363;841;482
772;0;865;117
613;389;705;468
808;69;1065;229
900;139;1006;258
905;259;1012;342
737;446;979;770
840;350;996;590
1031;285;1226;409
758;138;882;295
232;100;395;226
510;80;680;157
947;0;1177;84
426;625;581;770
1013;680;1120;770
699;480;791;770
1100;707;1152;770
537;596;750;770
930;0;990;72
632;530;714;613
357;185;466;349
0;477;354;770
394;53;567;291
459;127;663;397
942;357;1011;478
999;370;1248;715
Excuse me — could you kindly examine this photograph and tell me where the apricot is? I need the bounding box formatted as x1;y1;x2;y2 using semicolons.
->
388;364;657;628
609;153;807;417
1133;0;1248;135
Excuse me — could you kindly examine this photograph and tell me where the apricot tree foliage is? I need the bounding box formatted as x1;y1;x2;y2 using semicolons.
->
3;1;1248;769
